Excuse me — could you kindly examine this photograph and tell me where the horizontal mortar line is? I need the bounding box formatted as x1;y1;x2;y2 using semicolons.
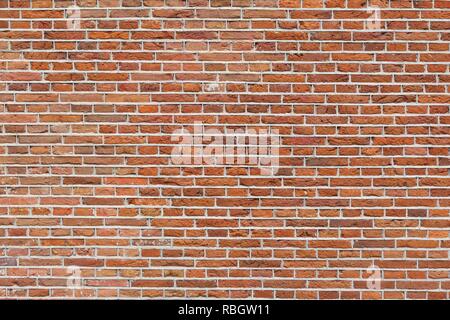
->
19;278;443;282
1;56;448;60
2;6;449;10
1;230;442;233
0;162;447;165
1;33;449;37
0;178;448;181
0;169;446;172
1;64;447;69
0;215;448;219
6;86;449;90
2;21;449;23
0;182;446;185
2;298;440;301
0;244;449;248
0;229;448;232
0;114;450;116
2;58;450;63
0;186;445;189
4;91;443;95
30;199;442;202
4;20;450;24
0;276;441;280
0;283;397;287
1;256;449;259
1;171;447;174
0;263;446;268
0;277;446;282
0;118;448;121
2;50;449;53
3;7;450;10
4;250;450;254
6;106;447;110
1;194;447;198
3;47;450;50
0;100;446;103
5;58;450;61
3;83;448;85
0;230;448;233
5;90;446;92
0;114;447;117
0;166;447;169
9;192;445;195
3;76;449;78
0;144;443;148
1;251;449;255
0;229;450;231
2;106;448;109
1;132;449;135
0;208;450;210
0;173;447;176
1;35;449;38
0;98;437;101
0;234;444;238
0;287;448;292
0;197;445;201
9;32;448;36
2;132;450;135
3;52;450;56
18;20;442;24
2;77;448;80
0;207;449;212
0;195;448;197
0;104;448;107
5;71;448;74
2;256;449;260
15;27;446;30
0;276;445;278
8;141;447;143
0;224;448;229
2;87;449;90
2;41;449;45
0;276;445;280
6;261;431;264
0;209;448;214
0;98;443;101
2;18;447;20
5;50;450;55
0;149;447;152
1;103;449;105
3;81;450;84
8;39;450;43
0;157;447;160
2;175;448;178
0;123;449;125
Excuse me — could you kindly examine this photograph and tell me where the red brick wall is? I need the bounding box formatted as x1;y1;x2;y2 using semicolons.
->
0;0;449;299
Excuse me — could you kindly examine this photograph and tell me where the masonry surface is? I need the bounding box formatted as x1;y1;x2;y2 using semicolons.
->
0;0;449;299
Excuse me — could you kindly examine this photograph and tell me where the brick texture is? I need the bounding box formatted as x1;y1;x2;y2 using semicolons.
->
0;0;449;299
